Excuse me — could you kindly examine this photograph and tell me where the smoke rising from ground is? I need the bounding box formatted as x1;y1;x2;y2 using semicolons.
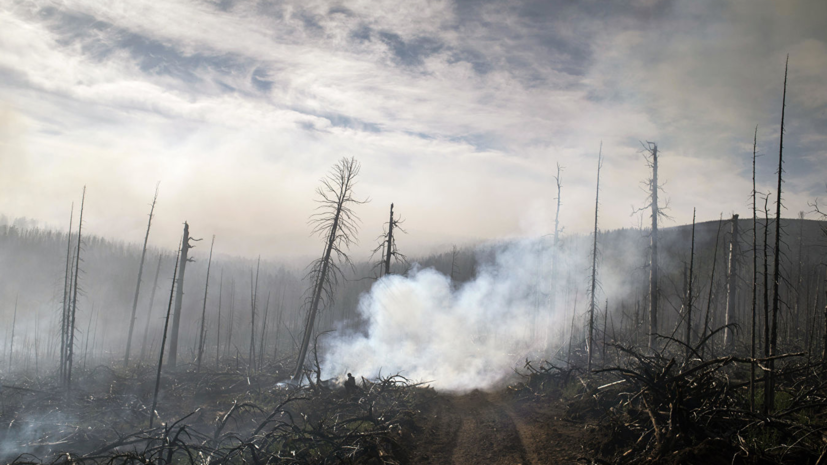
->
322;238;571;391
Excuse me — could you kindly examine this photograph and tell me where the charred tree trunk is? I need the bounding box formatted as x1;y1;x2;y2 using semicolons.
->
648;144;660;353
150;239;182;428
686;209;696;361
588;145;602;371
702;214;724;358
292;157;364;382
750;126;758;413
550;164;562;314
66;186;86;390
762;194;772;415
169;222;197;369
384;203;394;276
124;185;159;368
215;269;223;370
196;235;215;373
59;204;74;381
767;56;789;412
249;257;260;373
724;214;740;351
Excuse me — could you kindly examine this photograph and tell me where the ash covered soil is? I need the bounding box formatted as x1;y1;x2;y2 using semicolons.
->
404;389;592;464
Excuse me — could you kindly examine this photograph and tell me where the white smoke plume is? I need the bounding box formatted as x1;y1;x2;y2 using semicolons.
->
322;238;576;392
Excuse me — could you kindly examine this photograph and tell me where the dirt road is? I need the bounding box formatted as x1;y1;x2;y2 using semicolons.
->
407;390;591;464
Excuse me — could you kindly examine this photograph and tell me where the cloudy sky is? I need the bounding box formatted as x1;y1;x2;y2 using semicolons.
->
1;0;825;259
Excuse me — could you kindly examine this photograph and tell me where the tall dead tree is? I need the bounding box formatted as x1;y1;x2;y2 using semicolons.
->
292;157;366;383
249;257;260;373
762;193;772;415
686;209;696;361
750;126;758;413
702;214;724;357
724;214;740;350
150;239;181;428
767;56;789;412
215;269;223;369
196;235;215;373
168;222;199;369
587;144;603;371
373;203;405;277
140;254;164;361
59;204;74;381
66;186;86;389
550;164;563;314
636;142;667;352
124;184;159;368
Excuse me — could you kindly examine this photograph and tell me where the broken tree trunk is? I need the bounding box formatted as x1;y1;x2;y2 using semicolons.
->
169;221;197;370
384;203;394;276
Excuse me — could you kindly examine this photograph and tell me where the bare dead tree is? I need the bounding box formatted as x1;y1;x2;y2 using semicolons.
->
168;222;200;369
124;184;159;368
59;203;73;381
588;144;603;371
66;186;86;390
701;214;724;357
249;257;260;373
686;208;696;362
373;203;406;277
724;214;740;351
292;157;367;383
762;192;772;415
634;142;669;352
140;254;164;361
767;56;789;412
750;126;758;413
150;238;182;429
550;163;563;314
215;268;223;370
196;235;215;373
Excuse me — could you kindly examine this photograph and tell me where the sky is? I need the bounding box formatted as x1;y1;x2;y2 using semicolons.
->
0;0;825;259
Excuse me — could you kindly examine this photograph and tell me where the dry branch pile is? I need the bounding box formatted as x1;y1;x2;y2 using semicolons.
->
2;365;429;465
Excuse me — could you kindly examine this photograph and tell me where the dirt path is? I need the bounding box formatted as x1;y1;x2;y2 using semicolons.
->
407;390;589;464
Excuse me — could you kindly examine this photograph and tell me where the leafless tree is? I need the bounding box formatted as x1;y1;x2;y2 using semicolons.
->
292;157;367;382
150;238;182;428
124;184;159;368
588;144;603;371
169;222;200;369
372;203;406;277
66;186;86;390
634;142;670;352
196;235;215;373
767;56;789;412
